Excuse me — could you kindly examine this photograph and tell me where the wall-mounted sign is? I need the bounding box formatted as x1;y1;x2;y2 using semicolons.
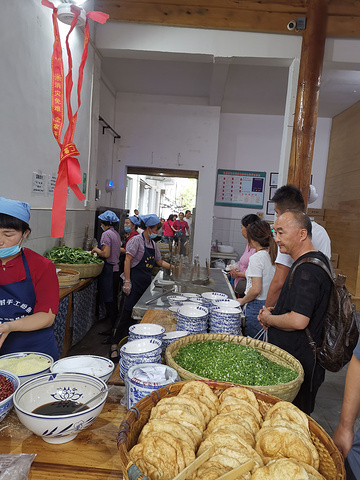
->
32;172;46;194
215;169;266;208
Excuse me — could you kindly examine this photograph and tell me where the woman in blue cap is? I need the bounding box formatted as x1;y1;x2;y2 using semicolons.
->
92;210;121;332
121;216;140;253
109;214;172;361
0;197;59;359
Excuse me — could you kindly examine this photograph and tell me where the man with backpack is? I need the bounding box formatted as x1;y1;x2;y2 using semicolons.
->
258;210;332;414
265;184;331;308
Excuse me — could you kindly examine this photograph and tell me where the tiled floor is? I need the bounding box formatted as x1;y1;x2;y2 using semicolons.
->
68;316;354;437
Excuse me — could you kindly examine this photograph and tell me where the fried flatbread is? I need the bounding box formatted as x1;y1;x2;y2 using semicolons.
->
138;418;196;449
219;386;259;410
154;395;206;429
179;381;220;409
255;426;320;469
219;397;262;424
206;412;257;437
203;423;255;447
150;404;204;431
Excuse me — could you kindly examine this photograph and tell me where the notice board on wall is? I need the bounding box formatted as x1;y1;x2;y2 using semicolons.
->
215;169;266;208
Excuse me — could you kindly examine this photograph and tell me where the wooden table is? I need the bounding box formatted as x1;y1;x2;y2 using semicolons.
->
0;386;127;479
0;308;178;478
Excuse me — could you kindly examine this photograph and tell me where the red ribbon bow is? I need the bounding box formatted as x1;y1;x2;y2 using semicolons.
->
42;0;109;238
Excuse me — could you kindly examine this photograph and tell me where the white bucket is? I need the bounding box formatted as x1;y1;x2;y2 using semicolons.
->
126;363;180;409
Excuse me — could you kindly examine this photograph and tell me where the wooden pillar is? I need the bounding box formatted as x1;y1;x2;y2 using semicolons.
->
287;0;329;208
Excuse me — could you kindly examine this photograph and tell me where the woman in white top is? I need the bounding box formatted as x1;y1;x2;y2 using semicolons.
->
238;220;277;338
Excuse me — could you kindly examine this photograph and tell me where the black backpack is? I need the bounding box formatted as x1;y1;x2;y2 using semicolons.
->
289;256;359;372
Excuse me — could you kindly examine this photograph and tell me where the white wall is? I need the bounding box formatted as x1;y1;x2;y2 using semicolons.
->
112;93;220;262
0;0;99;253
212;114;332;257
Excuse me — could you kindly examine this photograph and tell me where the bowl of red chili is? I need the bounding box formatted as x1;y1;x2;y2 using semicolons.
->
0;369;20;422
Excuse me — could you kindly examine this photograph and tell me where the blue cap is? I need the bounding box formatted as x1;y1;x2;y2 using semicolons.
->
98;210;119;223
129;215;140;226
0;197;31;224
139;214;161;227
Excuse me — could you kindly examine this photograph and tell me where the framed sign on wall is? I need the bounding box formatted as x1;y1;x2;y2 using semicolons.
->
215;169;266;209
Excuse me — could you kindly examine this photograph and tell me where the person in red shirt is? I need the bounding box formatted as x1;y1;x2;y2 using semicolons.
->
162;214;177;245
173;212;190;255
0;197;59;360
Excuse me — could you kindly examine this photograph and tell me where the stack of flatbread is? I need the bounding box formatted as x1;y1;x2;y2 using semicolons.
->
190;386;264;479
129;381;219;480
128;382;327;480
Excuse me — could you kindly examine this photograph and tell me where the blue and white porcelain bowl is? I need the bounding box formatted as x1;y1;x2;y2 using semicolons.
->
177;304;209;318
162;331;189;351
51;355;115;384
0;369;20;422
181;293;201;300
201;292;228;304
167;295;186;306
120;338;162;359
212;299;241;309
13;373;108;444
128;323;165;342
0;352;53;385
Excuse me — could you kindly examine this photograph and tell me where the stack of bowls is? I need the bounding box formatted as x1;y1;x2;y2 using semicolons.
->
119;338;162;407
162;330;189;352
181;293;201;301
201;291;228;307
209;306;242;334
128;323;165;343
176;304;209;334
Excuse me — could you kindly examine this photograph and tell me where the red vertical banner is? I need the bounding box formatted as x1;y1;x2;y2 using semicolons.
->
42;1;109;238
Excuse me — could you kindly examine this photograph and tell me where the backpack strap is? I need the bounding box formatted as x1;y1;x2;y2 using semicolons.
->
287;254;334;388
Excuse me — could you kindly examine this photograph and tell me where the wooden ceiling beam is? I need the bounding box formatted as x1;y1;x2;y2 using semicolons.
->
94;0;360;37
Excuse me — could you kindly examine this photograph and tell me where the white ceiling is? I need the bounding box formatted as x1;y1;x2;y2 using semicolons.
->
100;56;360;118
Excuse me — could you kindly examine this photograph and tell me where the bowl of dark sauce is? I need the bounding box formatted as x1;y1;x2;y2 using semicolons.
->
13;372;107;444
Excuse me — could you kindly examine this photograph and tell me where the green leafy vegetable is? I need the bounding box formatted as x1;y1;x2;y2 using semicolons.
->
45;246;103;265
174;340;297;386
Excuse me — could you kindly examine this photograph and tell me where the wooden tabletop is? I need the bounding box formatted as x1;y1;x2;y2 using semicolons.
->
1;386;127;479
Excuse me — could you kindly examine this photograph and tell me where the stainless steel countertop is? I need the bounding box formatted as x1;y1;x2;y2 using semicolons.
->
132;268;236;320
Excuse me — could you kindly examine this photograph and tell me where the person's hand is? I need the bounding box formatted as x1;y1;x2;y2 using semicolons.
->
333;424;354;458
0;322;11;349
122;280;132;296
258;306;273;328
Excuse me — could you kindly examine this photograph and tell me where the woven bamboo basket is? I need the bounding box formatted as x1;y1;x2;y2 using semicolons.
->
54;261;104;279
165;333;304;402
117;380;345;480
57;268;80;287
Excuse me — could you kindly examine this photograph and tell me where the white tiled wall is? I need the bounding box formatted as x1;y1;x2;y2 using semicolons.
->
212;217;248;260
25;209;96;256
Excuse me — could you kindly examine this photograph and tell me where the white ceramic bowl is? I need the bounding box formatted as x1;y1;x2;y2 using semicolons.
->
51;355;115;384
181;293;201;299
213;299;241;309
168;306;180;313
13;373;108;444
177;304;208;318
201;292;228;302
167;295;186;306
120;338;162;357
163;331;189;342
0;352;53;385
212;306;241;315
0;369;20;422
217;245;234;253
129;324;165;338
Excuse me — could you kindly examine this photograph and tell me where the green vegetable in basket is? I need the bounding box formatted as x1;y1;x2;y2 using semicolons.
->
45;246;103;264
174;340;298;386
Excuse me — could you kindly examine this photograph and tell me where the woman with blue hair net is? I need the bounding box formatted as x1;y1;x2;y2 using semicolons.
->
109;214;173;361
92;210;121;331
0;197;59;359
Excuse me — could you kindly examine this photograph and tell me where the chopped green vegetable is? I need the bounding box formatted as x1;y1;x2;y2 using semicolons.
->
174;340;297;386
45;246;103;265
